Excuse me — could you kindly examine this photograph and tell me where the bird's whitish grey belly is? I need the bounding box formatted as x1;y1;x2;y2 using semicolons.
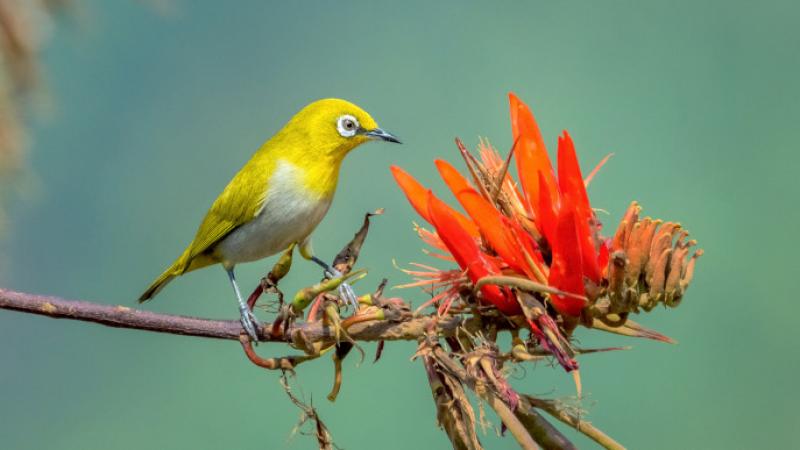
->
214;183;331;265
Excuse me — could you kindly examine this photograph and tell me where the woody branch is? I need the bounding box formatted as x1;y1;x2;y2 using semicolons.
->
0;287;493;344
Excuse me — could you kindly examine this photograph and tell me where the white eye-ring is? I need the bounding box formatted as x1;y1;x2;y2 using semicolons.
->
336;114;359;137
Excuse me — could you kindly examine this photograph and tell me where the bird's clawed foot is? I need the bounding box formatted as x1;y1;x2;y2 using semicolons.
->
325;267;359;310
239;305;262;342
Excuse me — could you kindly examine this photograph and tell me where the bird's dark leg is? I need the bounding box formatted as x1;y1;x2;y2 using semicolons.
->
227;268;261;341
310;256;359;309
310;256;336;275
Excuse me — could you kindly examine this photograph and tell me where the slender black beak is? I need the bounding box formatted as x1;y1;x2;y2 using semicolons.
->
364;128;401;144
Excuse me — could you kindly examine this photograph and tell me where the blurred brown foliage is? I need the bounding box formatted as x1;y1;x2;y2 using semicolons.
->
0;0;69;233
0;0;67;172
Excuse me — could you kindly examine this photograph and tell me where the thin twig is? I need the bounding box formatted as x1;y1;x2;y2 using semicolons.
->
490;136;519;202
524;395;625;450
475;275;587;300
281;373;337;450
514;397;577;450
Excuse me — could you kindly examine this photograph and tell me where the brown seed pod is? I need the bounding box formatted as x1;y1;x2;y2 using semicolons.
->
590;202;702;323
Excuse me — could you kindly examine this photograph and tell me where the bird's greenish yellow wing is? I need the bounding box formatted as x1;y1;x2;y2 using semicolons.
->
138;155;271;302
179;160;270;271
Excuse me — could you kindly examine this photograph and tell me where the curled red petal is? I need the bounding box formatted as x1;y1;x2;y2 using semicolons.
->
456;189;532;278
503;216;547;277
427;192;519;314
557;131;591;218
547;208;587;316
391;165;432;223
435;159;473;198
427;192;484;272
391;165;479;237
509;92;559;215
557;131;601;282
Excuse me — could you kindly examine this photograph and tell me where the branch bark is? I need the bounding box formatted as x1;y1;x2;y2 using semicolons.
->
0;288;499;344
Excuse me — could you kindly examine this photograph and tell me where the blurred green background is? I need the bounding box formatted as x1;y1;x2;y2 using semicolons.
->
1;0;797;448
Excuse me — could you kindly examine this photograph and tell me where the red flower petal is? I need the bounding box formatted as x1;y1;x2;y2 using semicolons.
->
455;189;532;278
503;216;547;278
557;131;601;283
438;156;544;279
597;240;610;273
547;208;587;316
391;165;479;237
427;192;520;314
435;159;474;197
556;132;591;218
391;165;433;223
509;92;559;215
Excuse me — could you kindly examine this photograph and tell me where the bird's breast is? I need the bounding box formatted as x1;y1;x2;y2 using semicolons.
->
216;160;332;264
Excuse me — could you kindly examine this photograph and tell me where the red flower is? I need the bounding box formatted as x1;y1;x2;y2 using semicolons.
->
393;93;609;316
510;94;609;315
391;93;616;371
391;93;701;372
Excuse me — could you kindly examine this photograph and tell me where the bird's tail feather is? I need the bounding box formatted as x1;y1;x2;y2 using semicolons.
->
138;268;177;303
138;249;216;302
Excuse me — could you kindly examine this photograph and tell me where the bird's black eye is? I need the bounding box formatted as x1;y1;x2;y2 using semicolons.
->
337;114;360;137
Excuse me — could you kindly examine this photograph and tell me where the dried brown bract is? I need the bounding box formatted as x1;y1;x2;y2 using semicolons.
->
591;201;703;322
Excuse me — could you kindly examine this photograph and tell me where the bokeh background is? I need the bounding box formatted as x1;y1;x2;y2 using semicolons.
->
1;1;798;448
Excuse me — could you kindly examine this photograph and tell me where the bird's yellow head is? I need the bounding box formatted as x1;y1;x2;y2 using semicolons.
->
279;98;400;161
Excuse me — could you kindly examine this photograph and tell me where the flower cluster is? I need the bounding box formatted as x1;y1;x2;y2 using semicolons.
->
392;93;700;371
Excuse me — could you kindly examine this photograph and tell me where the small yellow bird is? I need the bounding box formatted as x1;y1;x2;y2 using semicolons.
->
139;98;400;340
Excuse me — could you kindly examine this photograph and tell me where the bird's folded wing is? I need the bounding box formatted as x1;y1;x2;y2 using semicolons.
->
183;171;267;265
